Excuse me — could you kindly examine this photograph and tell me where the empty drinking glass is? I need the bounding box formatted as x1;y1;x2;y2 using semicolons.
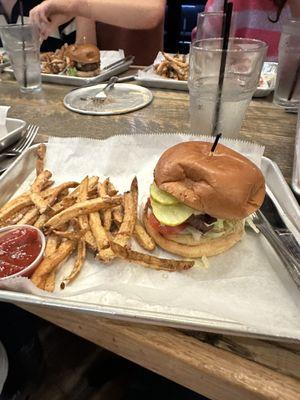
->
0;24;41;93
195;12;236;41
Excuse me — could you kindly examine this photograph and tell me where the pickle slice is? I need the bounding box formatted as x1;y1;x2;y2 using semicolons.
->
151;198;195;226
150;182;179;205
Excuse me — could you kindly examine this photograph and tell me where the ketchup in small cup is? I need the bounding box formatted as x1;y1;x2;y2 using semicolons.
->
0;225;45;280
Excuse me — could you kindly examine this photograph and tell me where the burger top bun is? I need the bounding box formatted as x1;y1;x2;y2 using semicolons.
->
66;44;100;64
154;141;265;220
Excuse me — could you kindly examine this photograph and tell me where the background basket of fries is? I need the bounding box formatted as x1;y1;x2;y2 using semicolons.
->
136;52;189;91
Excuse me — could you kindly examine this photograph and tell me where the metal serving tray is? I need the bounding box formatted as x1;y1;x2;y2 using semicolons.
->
0;144;299;342
136;62;277;98
4;60;133;87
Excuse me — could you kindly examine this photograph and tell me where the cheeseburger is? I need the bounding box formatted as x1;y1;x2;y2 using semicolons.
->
143;141;265;258
66;43;100;77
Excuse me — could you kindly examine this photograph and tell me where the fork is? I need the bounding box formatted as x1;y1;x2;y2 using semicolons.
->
252;210;300;290
80;76;118;103
0;124;39;161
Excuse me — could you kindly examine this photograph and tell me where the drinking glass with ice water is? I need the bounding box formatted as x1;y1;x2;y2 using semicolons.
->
0;24;41;93
189;38;267;138
274;20;300;111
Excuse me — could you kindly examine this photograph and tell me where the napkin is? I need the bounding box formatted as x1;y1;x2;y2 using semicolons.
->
0;106;10;139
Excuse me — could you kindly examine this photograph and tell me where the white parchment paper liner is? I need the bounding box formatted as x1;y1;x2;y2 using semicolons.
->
100;50;125;69
1;134;300;339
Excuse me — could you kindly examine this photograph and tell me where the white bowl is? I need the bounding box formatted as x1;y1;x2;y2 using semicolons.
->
0;225;46;281
0;118;26;152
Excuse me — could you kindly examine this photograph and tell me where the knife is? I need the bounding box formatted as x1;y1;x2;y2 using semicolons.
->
102;55;135;71
260;193;300;260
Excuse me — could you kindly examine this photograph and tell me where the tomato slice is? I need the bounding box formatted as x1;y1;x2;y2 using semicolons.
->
148;212;187;235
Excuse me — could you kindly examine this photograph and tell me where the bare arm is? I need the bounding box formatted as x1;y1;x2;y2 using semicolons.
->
75;17;97;44
30;0;166;40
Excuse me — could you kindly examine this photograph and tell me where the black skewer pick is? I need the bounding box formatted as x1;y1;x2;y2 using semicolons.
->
209;133;222;156
211;1;233;136
19;0;27;88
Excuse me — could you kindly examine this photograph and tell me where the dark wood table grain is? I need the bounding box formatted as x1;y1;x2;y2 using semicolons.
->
0;70;299;400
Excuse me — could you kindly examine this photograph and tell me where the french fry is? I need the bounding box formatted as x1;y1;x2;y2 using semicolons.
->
44;234;61;257
112;205;124;227
18;181;78;226
44;271;56;292
0;180;54;217
89;212;109;251
31;240;74;288
98;179;112;231
0;195;33;224
45;196;122;231
17;207;39;225
35;234;61;290
4;206;34;226
42;181;78;203
107;179;118;196
36;144;46;176
98;246;115;263
60;239;86;289
34;196;76;229
134;221;156;251
30;170;52;214
53;228;87;241
110;242;194;272
68;176;99;199
77;177;97;253
113;177;137;247
162;52;188;68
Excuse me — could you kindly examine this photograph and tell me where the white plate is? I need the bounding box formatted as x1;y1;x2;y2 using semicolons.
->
136;61;278;98
4;50;133;86
0;118;26;151
64;83;153;115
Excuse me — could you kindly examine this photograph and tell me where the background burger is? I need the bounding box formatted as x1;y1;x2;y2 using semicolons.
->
66;43;100;77
143;141;265;258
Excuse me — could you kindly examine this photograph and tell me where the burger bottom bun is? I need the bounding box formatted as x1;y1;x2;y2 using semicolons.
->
143;205;245;258
76;68;100;77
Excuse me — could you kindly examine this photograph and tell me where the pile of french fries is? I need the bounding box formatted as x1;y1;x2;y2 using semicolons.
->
154;52;189;81
0;145;194;292
40;44;74;74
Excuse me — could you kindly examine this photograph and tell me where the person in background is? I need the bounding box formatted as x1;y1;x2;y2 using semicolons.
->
29;0;166;64
196;0;300;61
0;0;80;51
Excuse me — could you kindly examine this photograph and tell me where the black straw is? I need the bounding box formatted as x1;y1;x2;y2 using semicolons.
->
287;60;300;101
19;0;27;88
210;133;222;155
211;2;233;135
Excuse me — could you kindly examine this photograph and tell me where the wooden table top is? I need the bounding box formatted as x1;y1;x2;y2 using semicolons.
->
1;71;299;400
